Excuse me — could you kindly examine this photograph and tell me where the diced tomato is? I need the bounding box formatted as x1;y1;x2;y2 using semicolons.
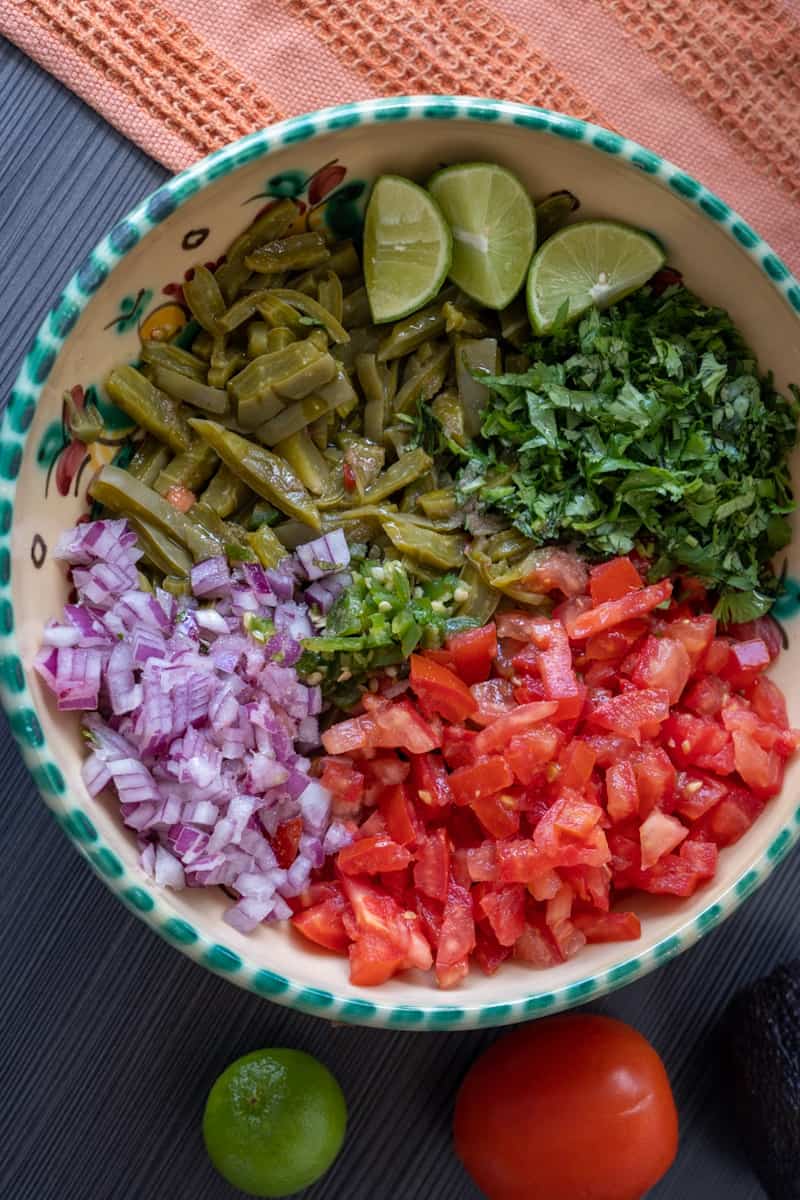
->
359;810;388;839
513;678;548;705
630;745;676;816
696;787;766;847
496;839;556;883
679;839;718;879
584;621;648;662
721;639;771;691
662;711;733;773
415;892;444;948
324;586;794;988
568;579;673;640
582;662;618;689
721;703;798;756
551;594;594;631
471;792;521;839
320;758;364;816
436;958;470;989
528;868;563;901
750;675;789;729
480;885;527;946
446;623;497;684
589;688;671;742
674;771;729;821
548;791;603;842
399;910;434;971
366;753;410;786
437;881;476;971
410;654;478;723
349;933;407;986
589;556;643;605
450;755;515;806
506;725;562;785
474;925;512;975
558;739;596;789
369;698;441;753
639;811;688;870
632;636;691;705
726;616;782;661
410;752;453;809
605;761;639;824
470;678;516;724
379;783;423;846
379;866;412;908
514;917;561;967
683;675;729;717
636;854;702;897
291;892;350;953
731;730;783;797
495;612;551;642
549;918;587;961
474;702;559;756
584;732;638;766
563;864;611;911
536;620;583;712
414;828;450;902
441;725;478;769
545;881;574;929
664;615;715;667
337;835;412;875
322;713;377;755
521;546;589;597
164;484;196;513
271;817;303;869
341;875;408;942
572;910;642;942
702;637;731;675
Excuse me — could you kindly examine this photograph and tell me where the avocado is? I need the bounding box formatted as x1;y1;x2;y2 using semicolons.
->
721;960;800;1199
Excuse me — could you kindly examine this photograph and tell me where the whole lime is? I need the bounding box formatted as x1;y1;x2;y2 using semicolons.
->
203;1048;347;1197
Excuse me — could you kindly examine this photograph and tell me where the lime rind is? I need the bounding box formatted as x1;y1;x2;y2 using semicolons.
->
364;175;453;323
428;162;536;310
526;219;666;334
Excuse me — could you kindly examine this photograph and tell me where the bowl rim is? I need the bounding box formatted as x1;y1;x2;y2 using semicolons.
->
3;94;800;1031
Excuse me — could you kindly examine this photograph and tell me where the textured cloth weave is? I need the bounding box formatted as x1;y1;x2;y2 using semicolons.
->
1;0;799;272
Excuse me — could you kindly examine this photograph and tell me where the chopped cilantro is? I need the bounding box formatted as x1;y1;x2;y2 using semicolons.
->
427;285;797;621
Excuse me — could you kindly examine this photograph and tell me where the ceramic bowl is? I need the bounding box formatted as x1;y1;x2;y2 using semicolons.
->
5;96;800;1031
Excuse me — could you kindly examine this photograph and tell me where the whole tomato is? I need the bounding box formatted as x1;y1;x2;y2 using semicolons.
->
454;1014;678;1200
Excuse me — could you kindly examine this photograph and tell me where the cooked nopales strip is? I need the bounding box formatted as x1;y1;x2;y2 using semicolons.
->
94;194;586;608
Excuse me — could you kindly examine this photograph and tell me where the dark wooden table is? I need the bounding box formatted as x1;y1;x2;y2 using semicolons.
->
1;38;795;1199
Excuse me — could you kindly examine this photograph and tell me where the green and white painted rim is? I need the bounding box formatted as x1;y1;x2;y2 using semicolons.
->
3;96;800;1031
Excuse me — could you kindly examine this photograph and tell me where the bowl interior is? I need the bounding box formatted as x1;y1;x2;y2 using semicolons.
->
9;101;800;1027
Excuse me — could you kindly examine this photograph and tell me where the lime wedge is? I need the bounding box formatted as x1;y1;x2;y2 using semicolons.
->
526;219;666;333
364;175;452;323
428;163;536;309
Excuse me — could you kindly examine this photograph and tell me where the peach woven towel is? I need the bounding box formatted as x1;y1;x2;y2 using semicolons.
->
2;0;799;274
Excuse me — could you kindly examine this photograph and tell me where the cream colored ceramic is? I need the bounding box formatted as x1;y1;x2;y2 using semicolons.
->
4;97;800;1029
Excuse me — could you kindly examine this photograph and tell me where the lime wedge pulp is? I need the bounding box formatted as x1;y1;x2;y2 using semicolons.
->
526;219;666;333
428;162;536;310
363;175;452;323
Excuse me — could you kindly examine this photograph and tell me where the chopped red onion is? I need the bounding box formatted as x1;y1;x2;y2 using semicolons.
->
40;518;350;934
297;780;331;834
295;528;350;581
304;570;352;614
190;556;232;598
